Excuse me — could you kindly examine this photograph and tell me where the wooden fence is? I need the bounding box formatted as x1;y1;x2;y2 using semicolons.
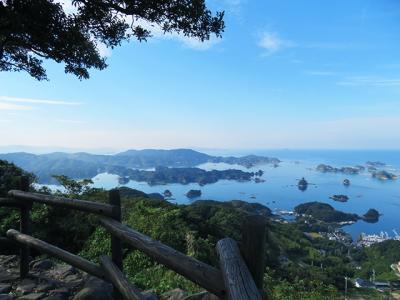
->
0;176;267;300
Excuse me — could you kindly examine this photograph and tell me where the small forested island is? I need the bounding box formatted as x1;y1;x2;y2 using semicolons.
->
372;170;398;180
211;155;280;168
107;165;257;185
316;164;361;175
163;189;173;198
366;161;386;167
295;202;359;223
362;208;380;223
343;179;351;186
295;202;380;225
186;189;201;199
330;194;349;202
118;176;130;184
297;177;308;191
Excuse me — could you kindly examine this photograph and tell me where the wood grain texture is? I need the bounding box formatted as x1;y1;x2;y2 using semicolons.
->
7;229;106;280
241;215;267;298
100;217;225;298
100;255;148;300
217;238;262;300
8;190;118;217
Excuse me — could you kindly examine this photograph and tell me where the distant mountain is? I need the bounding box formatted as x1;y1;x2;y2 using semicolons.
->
0;149;280;183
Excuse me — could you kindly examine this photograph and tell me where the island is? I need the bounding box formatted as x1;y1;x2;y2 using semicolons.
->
330;195;349;202
186;189;201;199
163;189;172;198
211;155;280;168
118;176;130;184
298;177;308;191
107;165;257;186
294;202;359;223
372;170;398;180
294;202;380;225
366;161;386;168
343;179;351;186
362;209;380;223
316;164;361;175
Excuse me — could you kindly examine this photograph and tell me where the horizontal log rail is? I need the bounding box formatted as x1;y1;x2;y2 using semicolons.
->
1;184;266;300
217;238;262;300
6;229;106;280
8;190;118;218
100;255;149;300
100;217;226;298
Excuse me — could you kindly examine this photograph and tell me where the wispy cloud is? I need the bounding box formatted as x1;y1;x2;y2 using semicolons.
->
0;102;33;111
257;30;360;57
257;31;295;55
133;19;221;51
337;76;400;87
0;96;82;106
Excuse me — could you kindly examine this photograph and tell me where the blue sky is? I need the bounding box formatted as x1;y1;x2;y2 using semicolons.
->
1;0;400;151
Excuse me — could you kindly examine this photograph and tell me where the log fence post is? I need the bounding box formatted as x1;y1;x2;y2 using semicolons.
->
19;176;32;278
241;215;267;299
109;189;123;299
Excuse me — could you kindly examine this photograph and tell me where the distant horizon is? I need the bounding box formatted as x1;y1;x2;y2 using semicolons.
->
1;144;400;156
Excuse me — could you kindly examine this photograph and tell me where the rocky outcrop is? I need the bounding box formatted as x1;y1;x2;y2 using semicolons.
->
0;256;216;300
0;255;84;300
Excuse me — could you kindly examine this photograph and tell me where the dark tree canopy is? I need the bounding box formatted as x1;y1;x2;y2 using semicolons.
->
0;0;224;80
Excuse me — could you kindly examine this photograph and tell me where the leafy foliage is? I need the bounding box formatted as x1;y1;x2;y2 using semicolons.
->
0;0;224;80
1;166;398;298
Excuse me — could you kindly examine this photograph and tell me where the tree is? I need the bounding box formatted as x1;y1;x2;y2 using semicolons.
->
52;175;93;195
0;0;224;80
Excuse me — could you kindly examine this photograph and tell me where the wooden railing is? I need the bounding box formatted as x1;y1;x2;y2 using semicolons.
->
0;176;267;300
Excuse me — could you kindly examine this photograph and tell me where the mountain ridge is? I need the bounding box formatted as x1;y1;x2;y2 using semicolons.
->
0;149;280;184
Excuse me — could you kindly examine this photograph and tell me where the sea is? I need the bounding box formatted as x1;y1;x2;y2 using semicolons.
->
57;150;400;240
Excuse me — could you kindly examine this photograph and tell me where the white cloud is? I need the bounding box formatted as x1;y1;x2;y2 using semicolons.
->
133;19;221;51
257;31;295;55
0;102;33;111
0;96;82;106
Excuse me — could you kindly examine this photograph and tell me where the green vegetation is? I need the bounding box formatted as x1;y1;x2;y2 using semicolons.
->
109;165;256;186
294;202;359;223
0;149;279;183
0;1;224;80
353;240;400;281
1;161;399;299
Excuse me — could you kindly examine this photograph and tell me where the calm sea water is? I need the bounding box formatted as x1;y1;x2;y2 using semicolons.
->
89;150;400;239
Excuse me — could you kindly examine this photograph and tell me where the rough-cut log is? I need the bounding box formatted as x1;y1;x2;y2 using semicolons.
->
241;215;267;298
216;238;262;300
100;255;148;300
8;190;118;217
19;176;31;278
100;217;225;298
7;229;105;280
108;189;123;300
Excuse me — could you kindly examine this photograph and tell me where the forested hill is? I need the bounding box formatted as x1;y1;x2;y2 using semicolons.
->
0;149;280;184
